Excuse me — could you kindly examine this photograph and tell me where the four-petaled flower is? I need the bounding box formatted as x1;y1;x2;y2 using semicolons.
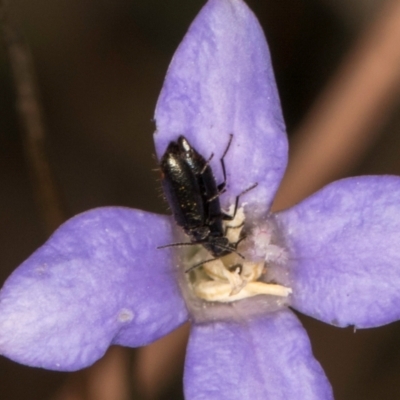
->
2;0;400;399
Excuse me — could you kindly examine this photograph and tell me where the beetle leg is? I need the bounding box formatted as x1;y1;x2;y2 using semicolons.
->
200;152;214;175
211;241;245;259
217;133;233;191
185;257;219;272
185;244;245;273
224;221;244;233
223;182;258;221
206;188;226;202
233;234;247;248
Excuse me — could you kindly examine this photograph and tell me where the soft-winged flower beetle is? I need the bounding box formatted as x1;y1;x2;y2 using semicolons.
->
159;135;256;271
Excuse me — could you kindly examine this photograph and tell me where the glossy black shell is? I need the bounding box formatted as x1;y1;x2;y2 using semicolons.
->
160;136;232;257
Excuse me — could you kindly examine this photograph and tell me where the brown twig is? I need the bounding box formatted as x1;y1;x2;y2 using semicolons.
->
273;0;400;211
0;0;65;233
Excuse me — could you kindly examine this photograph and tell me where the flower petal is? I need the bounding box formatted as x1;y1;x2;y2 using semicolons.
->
184;308;332;400
0;207;188;371
276;176;400;328
154;0;288;214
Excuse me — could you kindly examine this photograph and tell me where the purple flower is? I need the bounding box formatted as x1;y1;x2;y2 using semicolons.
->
1;0;400;398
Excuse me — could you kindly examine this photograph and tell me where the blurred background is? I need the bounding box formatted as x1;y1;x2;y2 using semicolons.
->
1;0;400;399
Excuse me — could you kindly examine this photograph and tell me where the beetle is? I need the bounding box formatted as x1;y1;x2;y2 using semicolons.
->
159;134;256;270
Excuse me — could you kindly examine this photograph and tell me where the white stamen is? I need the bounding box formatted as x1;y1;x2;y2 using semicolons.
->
188;206;292;303
194;280;292;302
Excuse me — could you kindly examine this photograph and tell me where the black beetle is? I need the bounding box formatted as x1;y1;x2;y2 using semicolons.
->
159;135;256;270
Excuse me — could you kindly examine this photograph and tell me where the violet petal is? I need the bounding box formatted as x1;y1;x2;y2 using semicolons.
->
276;176;400;328
0;207;188;371
184;308;333;400
154;0;288;214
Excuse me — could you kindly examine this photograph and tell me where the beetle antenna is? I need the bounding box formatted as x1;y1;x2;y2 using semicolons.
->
185;257;218;272
157;241;200;249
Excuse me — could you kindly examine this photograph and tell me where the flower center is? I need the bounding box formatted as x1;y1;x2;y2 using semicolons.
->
183;206;292;303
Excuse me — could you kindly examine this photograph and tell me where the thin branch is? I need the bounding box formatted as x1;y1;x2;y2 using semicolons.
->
273;0;400;211
0;0;65;233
